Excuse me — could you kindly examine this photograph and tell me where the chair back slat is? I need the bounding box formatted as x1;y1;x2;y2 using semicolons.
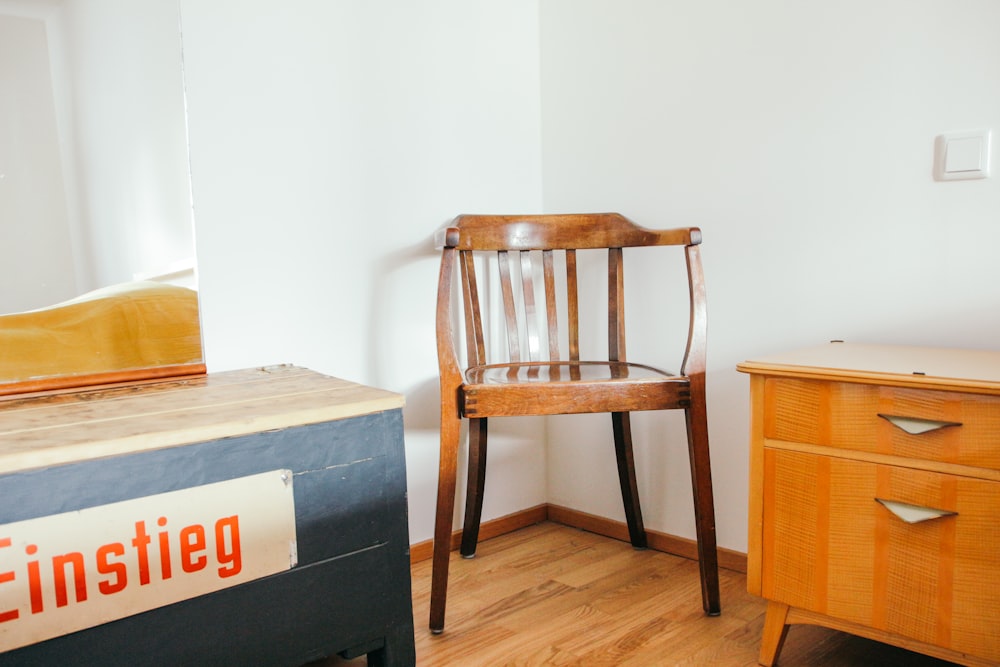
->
608;247;626;363
497;251;521;363
519;251;542;362
542;250;560;361
565;249;579;362
460;251;486;366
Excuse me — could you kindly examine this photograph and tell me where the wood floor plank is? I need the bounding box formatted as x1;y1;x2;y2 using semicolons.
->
318;522;961;666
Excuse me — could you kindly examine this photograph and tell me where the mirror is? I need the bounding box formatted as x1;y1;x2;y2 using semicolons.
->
0;0;203;395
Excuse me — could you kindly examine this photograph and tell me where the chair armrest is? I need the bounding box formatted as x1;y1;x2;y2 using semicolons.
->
680;244;708;376
435;246;463;384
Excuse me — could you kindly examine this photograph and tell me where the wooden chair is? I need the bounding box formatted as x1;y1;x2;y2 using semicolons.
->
430;213;721;633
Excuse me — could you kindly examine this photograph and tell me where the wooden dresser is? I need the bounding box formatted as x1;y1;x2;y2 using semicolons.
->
0;366;415;666
738;343;1000;667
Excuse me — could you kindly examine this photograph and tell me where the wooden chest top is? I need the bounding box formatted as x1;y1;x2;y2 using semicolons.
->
0;365;404;474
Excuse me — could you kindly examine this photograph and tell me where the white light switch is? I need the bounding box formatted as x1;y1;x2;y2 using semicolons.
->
934;129;991;181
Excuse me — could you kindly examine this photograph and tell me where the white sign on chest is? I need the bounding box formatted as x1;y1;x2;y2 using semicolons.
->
0;469;297;652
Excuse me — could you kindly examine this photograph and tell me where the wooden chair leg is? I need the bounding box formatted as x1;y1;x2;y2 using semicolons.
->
611;411;647;549
429;413;462;633
685;375;721;616
460;418;488;558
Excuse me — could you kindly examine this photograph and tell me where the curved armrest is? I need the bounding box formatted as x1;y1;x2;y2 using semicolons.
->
681;244;708;377
435;247;463;387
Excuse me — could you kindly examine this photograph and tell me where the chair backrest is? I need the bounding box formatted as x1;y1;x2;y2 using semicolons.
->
435;213;706;380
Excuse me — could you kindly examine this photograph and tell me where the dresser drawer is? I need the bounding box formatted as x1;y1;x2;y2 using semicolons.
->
764;378;1000;470
761;448;1000;661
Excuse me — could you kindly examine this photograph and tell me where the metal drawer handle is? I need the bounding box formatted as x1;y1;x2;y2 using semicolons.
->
877;414;961;435
876;498;957;524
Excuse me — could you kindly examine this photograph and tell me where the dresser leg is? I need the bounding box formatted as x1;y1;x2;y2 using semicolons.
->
759;600;790;666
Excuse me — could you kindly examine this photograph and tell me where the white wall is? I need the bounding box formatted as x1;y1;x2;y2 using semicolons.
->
178;0;545;543
178;0;999;553
540;0;1000;552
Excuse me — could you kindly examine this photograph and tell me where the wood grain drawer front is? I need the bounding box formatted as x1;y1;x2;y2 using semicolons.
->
763;378;1000;470
761;449;1000;661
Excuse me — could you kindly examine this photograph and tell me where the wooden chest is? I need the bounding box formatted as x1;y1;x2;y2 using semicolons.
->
0;366;414;666
738;343;1000;666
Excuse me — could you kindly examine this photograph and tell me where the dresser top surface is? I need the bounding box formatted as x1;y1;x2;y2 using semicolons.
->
737;342;1000;393
0;365;405;474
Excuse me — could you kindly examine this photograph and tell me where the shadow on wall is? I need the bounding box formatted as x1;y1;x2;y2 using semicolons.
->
363;226;476;536
363;227;448;432
400;376;444;431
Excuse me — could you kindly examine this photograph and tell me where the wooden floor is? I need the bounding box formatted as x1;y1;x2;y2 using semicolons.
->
322;522;959;666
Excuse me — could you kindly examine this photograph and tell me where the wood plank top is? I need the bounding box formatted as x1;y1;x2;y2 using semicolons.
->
736;342;1000;394
0;365;405;474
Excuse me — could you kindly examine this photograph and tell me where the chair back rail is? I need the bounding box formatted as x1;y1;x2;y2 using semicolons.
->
434;213;700;251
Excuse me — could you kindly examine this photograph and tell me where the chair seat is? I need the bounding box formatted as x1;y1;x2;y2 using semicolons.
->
461;361;691;417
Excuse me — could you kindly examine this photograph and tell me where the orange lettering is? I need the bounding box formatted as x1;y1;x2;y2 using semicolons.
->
0;537;17;623
26;544;43;614
96;542;127;594
179;525;207;573
215;516;242;578
132;521;151;585
1;508;260;622
52;553;87;607
157;517;172;580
